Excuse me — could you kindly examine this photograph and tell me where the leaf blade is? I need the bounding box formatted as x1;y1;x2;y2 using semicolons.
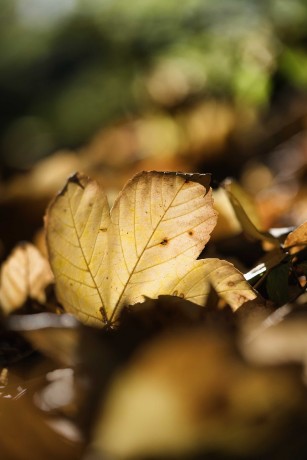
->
166;258;256;310
104;171;217;321
45;173;110;326
223;179;279;246
284;221;307;252
0;243;53;314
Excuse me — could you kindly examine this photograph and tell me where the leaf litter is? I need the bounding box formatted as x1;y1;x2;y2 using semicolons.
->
1;170;307;459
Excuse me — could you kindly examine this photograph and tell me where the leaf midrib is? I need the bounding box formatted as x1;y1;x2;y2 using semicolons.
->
108;178;187;323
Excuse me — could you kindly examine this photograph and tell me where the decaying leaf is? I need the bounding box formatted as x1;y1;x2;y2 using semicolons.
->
46;171;256;326
0;243;54;315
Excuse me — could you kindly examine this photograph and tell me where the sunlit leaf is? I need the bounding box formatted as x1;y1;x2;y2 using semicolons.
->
102;171;216;321
0;243;54;315
46;171;256;326
223;178;263;229
223;179;279;246
164;258;256;311
45;173;111;327
284;221;307;252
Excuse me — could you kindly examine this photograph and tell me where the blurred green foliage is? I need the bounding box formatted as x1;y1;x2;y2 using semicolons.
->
1;0;307;168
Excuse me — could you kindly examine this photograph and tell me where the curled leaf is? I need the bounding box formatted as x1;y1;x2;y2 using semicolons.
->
223;179;279;246
284;221;307;252
0;243;54;315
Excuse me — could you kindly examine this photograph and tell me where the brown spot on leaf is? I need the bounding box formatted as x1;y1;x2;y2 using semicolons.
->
188;230;194;236
228;281;235;287
100;228;107;232
160;238;168;246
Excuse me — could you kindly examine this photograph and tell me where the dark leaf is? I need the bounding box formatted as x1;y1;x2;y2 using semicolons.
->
266;263;290;306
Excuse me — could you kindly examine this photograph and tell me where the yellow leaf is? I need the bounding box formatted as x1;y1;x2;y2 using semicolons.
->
46;171;256;326
0;243;54;314
45;173;110;326
166;258;256;311
223;178;279;246
103;171;217;321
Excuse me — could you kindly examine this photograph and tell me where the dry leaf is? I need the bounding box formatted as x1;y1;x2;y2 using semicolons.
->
46;171;256;327
166;258;256;311
45;174;110;326
223;179;279;246
284;221;307;252
223;178;264;230
101;171;215;321
212;187;242;240
0;243;54;315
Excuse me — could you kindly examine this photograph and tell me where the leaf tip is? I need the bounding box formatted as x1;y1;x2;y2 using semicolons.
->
59;171;89;195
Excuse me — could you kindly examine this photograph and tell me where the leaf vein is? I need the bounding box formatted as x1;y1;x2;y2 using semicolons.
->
67;191;105;314
109;180;186;321
51;246;89;272
163;201;209;221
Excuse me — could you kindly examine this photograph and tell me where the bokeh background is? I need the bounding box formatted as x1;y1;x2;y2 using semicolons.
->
1;0;307;257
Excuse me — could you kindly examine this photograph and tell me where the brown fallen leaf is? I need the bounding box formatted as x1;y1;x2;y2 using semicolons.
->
284;221;307;253
0;243;54;315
